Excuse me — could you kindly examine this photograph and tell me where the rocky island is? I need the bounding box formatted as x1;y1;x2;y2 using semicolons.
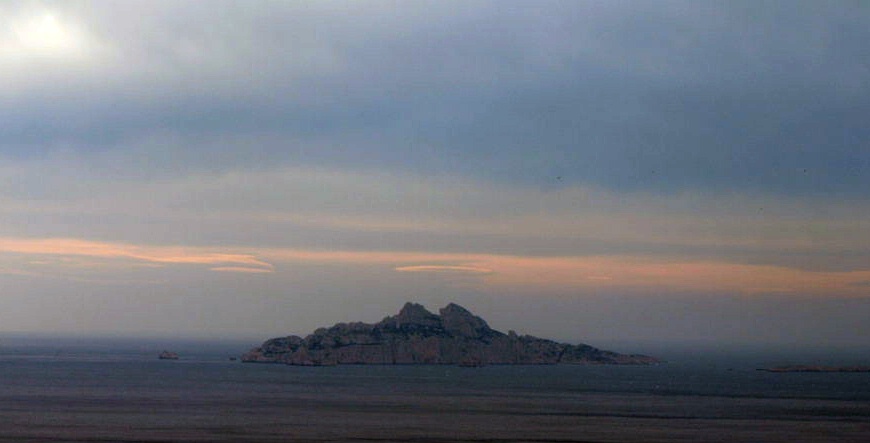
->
242;302;658;366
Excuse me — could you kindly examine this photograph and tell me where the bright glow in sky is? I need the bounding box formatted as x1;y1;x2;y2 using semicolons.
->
15;15;71;49
3;11;85;57
1;1;868;346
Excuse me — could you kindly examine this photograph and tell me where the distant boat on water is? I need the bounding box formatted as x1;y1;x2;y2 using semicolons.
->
458;359;485;368
158;350;179;360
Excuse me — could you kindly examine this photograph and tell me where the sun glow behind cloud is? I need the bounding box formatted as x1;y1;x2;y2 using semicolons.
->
1;10;87;58
0;5;109;93
15;15;73;50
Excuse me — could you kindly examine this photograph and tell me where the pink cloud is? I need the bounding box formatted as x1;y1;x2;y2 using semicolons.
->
394;265;494;274
2;237;869;297
210;266;274;274
0;237;273;272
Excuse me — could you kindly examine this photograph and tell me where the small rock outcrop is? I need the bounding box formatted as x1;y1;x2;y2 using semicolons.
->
158;350;179;360
242;302;658;366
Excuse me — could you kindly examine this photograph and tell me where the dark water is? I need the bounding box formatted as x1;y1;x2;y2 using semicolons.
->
1;337;869;442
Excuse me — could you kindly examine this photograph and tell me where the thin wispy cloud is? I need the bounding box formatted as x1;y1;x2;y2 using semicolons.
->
210;266;274;274
4;236;869;296
394;265;494;275
4;161;869;273
0;237;274;273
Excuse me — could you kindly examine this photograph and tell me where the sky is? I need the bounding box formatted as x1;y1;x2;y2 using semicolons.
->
1;1;868;348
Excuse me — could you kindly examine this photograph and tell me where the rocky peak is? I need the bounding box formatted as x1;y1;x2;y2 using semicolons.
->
385;302;442;328
439;303;492;338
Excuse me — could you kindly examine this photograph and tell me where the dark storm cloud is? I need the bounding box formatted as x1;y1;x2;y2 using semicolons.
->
2;0;868;195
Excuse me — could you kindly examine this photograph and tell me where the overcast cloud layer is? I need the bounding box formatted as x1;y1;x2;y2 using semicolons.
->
4;1;868;193
1;1;868;346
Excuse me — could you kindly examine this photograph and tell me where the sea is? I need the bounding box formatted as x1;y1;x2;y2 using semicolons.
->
0;336;868;442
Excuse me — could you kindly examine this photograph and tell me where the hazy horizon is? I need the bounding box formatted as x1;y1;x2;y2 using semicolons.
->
2;298;869;352
1;1;868;349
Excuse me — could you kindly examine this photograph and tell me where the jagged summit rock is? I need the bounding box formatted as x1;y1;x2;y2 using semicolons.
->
439;303;492;338
242;303;658;366
392;302;441;328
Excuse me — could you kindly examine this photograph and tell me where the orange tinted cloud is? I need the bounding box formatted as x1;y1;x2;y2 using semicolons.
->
460;257;870;296
468;256;870;297
260;248;870;297
394;265;494;274
2;237;869;296
0;237;273;273
210;266;274;274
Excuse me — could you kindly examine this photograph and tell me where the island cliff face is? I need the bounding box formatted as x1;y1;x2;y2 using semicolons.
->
242;303;658;366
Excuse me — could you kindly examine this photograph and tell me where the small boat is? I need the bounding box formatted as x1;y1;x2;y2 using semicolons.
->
158;350;180;360
458;358;485;368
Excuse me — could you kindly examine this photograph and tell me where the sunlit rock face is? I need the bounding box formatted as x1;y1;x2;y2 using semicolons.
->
242;303;658;366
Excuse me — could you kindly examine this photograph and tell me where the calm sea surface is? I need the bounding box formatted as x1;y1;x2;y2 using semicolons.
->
0;336;868;442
